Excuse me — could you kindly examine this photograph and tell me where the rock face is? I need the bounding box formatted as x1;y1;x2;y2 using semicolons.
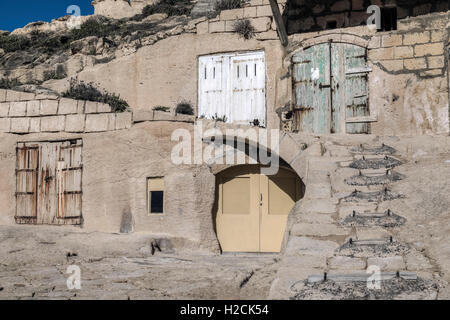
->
92;0;159;19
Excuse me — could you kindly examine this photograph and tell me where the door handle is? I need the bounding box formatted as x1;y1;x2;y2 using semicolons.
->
319;83;331;89
260;194;263;206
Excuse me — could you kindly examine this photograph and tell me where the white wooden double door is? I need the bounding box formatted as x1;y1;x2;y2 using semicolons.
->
198;51;266;126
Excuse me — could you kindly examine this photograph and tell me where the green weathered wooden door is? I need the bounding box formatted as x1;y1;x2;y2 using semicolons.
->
293;43;370;134
293;43;331;133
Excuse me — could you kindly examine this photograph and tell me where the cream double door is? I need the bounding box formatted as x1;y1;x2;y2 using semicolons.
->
216;166;302;253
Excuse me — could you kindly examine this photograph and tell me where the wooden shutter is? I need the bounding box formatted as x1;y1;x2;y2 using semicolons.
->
198;52;266;126
230;52;266;126
293;44;331;134
15;143;39;224
344;44;371;134
56;140;83;225
198;55;226;120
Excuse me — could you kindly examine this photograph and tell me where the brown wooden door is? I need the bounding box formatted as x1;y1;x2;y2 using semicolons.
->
16;140;82;225
15;143;39;224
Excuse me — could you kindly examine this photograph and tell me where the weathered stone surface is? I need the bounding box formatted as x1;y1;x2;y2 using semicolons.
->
404;58;427;70
10;117;30;133
9;101;27;117
65;114;85;133
0;118;11;132
40;100;59;115
19;91;35;101
291;223;350;237
85;101;97;114
304;183;332;199
382;34;403;47
5;90;20;102
77;100;85;113
328;256;366;270
116;112;132;130
58;98;78;114
0;102;9;117
367;256;406;271
403;31;430;45
107;113;115;131
256;5;273;17
243;6;257;18
251;17;271;32
405;252;433;271
220;8;244;21
29;118;40;133
70;36;99;55
85;114;109;132
209;21;226;33
196;21;209;34
40;116;65;132
286;237;339;257
414;43;444;56
97;102;111;113
0;89;6;102
298;199;337;214
26;100;40;117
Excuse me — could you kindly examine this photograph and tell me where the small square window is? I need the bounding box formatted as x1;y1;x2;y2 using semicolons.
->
150;191;164;213
147;177;164;215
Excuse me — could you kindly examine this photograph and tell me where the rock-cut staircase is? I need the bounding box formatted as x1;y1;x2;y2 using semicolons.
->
269;141;440;300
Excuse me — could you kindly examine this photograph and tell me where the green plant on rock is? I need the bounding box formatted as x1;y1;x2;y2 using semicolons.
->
214;0;245;12
63;78;129;112
175;100;194;115
141;0;193;17
153;106;170;112
0;78;21;89
233;19;255;40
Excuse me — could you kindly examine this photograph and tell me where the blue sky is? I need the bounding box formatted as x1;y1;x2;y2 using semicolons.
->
0;0;94;31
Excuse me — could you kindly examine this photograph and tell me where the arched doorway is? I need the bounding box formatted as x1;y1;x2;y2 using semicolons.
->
215;165;304;253
292;42;371;134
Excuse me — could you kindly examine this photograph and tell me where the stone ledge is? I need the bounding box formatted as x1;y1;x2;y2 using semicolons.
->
133;110;195;123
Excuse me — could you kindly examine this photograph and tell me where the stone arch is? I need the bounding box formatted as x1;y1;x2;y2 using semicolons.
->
284;33;370;67
202;129;310;180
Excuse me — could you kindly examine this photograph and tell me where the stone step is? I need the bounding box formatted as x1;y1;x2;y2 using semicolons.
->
350;144;397;156
307;271;417;284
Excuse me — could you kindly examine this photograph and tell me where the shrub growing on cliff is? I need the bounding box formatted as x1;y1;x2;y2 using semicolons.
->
0;34;31;52
63;78;129;112
142;0;193;17
214;0;244;12
71;17;119;40
233;19;255;40
0;78;21;89
175;100;194;115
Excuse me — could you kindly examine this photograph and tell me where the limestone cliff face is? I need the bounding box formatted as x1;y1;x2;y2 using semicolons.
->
92;0;159;19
